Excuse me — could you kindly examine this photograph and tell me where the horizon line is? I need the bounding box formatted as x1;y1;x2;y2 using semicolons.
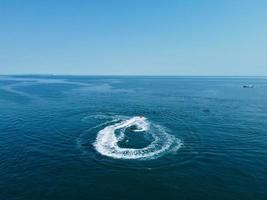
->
1;74;267;77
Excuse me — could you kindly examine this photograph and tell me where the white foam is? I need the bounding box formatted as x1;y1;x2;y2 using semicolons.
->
93;116;182;160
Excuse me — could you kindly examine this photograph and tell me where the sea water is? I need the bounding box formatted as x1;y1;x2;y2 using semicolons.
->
0;76;267;200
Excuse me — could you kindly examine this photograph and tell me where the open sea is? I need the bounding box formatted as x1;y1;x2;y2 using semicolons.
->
0;75;267;200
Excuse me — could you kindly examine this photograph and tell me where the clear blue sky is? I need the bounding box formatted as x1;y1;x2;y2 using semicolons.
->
1;0;267;75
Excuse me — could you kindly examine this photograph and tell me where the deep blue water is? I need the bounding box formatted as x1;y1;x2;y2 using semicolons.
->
0;76;267;200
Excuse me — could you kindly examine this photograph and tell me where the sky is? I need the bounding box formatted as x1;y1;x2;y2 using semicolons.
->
1;0;267;75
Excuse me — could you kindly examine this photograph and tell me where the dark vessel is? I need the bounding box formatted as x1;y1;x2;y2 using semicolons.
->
243;85;254;88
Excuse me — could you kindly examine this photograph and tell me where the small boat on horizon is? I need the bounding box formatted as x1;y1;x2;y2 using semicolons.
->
243;85;254;88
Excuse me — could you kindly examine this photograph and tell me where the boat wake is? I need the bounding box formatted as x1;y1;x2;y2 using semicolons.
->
93;116;182;160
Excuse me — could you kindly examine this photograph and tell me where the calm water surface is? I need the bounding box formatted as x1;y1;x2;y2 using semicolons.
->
0;76;267;200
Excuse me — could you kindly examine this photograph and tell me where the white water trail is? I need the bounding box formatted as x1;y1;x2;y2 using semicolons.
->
94;116;182;160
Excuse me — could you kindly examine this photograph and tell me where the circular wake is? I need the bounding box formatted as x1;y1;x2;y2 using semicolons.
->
93;116;182;160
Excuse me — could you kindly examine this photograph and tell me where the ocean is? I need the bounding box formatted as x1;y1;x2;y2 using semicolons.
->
0;76;267;200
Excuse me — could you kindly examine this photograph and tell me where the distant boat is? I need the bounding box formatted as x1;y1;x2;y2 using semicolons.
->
243;85;254;88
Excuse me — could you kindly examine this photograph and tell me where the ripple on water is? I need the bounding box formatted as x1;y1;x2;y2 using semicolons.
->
77;114;202;169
